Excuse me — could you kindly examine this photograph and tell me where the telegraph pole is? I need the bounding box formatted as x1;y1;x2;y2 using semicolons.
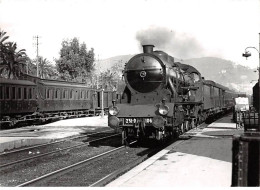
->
33;36;40;77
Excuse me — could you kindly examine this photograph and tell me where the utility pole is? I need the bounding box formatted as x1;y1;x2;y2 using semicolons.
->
33;36;40;77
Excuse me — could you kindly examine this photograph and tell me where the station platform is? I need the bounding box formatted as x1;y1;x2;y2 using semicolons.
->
0;116;110;153
106;115;244;187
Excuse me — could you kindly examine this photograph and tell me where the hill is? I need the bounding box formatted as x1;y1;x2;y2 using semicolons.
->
184;57;258;94
95;55;134;72
96;56;258;95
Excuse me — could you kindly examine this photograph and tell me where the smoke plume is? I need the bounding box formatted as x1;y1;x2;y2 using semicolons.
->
136;26;204;59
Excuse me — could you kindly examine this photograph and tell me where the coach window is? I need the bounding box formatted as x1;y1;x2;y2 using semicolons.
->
75;91;80;100
55;89;58;99
80;90;82;99
75;90;78;99
24;87;27;99
33;88;35;99
18;87;22;99
81;90;83;99
70;90;73;99
50;89;53;99
0;86;3;99
29;88;32;99
6;86;10;99
47;89;50;99
86;90;89;99
12;86;16;99
57;89;60;99
63;89;66;99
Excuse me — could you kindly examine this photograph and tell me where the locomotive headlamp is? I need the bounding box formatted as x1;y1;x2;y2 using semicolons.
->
109;106;119;116
158;98;169;115
159;105;169;115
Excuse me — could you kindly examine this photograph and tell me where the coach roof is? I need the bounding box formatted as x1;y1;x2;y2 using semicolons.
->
0;78;36;86
39;80;91;88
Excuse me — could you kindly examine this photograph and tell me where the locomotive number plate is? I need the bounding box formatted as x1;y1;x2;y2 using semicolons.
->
123;118;152;125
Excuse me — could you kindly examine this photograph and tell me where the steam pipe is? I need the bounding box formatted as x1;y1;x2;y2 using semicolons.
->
168;78;177;98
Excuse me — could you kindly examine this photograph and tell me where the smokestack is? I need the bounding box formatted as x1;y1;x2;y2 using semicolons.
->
143;45;154;53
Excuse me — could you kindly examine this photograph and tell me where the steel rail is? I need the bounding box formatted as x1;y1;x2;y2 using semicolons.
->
89;140;185;187
0;129;115;156
16;141;137;187
0;133;120;169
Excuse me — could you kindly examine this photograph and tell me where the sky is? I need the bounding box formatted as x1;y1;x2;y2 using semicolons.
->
0;0;260;69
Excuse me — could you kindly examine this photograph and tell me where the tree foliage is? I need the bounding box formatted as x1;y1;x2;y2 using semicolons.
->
55;38;95;82
96;61;125;91
0;29;28;79
36;56;58;79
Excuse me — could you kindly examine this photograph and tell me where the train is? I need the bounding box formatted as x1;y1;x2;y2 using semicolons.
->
0;73;117;129
108;45;241;145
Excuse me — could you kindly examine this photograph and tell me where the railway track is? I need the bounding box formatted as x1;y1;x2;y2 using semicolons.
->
17;141;138;187
0;129;118;166
0;133;120;168
0;128;115;156
16;139;177;187
0;131;123;186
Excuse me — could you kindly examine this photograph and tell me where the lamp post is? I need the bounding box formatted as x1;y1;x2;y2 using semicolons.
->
237;33;260;186
242;33;260;132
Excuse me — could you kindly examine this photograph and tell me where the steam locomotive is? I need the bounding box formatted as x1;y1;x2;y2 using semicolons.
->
0;73;117;128
108;45;240;144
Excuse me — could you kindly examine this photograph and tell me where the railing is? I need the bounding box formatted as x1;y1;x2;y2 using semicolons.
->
232;110;260;186
243;111;259;131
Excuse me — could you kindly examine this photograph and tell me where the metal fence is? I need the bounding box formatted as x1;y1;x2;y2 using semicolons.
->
232;110;260;186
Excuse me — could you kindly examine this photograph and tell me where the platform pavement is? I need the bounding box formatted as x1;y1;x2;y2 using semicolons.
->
0;116;110;153
107;115;244;187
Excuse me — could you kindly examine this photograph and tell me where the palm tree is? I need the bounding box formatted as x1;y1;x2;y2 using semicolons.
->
26;58;37;76
0;30;9;77
3;42;27;79
36;56;57;79
0;30;9;45
0;30;27;79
